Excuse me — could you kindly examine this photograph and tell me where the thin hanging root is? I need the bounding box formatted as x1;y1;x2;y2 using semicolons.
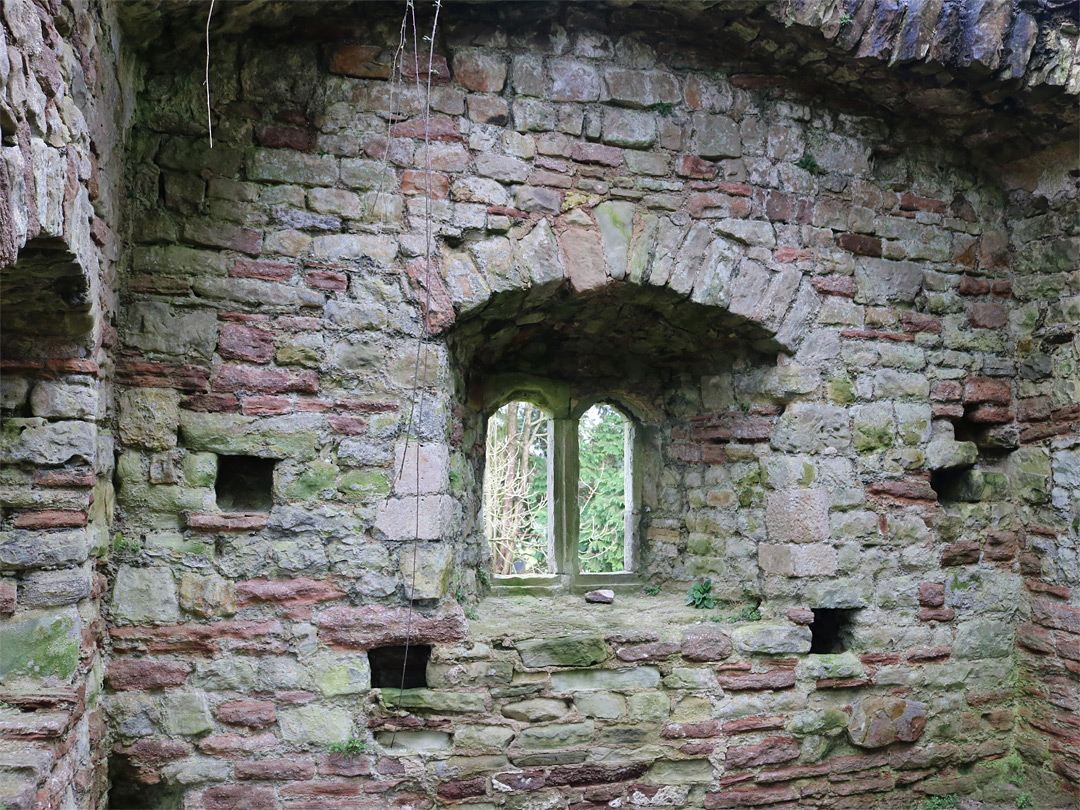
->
205;0;215;148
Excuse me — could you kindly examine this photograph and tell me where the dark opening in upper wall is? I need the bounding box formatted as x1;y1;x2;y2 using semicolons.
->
810;608;858;654
369;644;431;688
215;456;275;512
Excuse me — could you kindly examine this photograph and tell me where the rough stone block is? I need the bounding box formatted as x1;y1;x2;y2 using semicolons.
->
0;529;88;570
846;696;927;747
29;381;98;420
765;488;830;543
502;699;569;722
398;543;453;600
374;495;455;541
550;667;660;691
517;636;609;668
179;573;236;618
278;705;352;746
731;623;812;654
693;113;741;158
519;720;594;748
111;566;180;624
19;566;93;607
0;608;80;680
162;691;213;736
118;388;181;451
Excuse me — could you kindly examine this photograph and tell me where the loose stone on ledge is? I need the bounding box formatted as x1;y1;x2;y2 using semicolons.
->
584;589;614;604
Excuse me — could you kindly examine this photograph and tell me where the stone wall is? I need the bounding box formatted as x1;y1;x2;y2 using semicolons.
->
1;0;135;807
0;1;1077;809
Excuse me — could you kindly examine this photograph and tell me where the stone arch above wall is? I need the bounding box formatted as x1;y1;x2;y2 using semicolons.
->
425;201;821;358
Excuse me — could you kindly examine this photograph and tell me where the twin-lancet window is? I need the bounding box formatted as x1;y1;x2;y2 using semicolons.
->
482;400;637;579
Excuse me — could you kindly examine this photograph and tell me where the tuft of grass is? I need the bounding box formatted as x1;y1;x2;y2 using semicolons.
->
727;604;762;623
924;795;958;810
643;583;661;596
328;738;370;758
649;101;675;117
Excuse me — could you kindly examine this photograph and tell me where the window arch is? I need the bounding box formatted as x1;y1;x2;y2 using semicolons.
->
480;377;653;587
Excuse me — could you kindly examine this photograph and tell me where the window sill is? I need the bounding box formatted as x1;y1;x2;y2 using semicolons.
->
490;572;640;597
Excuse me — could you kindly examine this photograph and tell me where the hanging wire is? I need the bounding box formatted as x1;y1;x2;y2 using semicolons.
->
390;0;442;748
205;0;215;148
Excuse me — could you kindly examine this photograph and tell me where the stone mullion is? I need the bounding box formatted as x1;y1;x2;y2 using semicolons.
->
547;418;579;576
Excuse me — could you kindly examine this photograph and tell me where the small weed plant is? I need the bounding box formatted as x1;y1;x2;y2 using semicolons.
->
728;604;762;623
643;583;661;596
1015;792;1033;808
686;579;716;609
839;12;854;26
796;153;825;175
924;795;958;810
328;738;370;758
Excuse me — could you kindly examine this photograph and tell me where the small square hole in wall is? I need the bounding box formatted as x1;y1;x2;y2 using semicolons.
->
215;455;275;512
369;644;431;688
810;608;858;654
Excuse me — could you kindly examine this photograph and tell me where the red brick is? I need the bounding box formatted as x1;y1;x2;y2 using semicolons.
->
705;785;798;808
963;377;1010;405
492;770;546;791
201;785;277;810
918;608;956;622
1031;598;1080;634
107;659;191;691
46;358;99;374
1017;396;1053;423
765;191;795;221
676;154;718;179
968;302;1008;329
1021;422;1070;443
328;415;368;435
933;404;965;419
281;780;362;796
787;608;814;625
235;759;315;780
775;247;812;263
546;763;648;787
183;393;240;412
467;95;509;126
722;716;786;734
899;193;947;214
116;360;209;392
12;510;87;529
318;753;373;777
616;642;680;662
390;116;461;142
901;312;942;333
840;329;913;343
231;259;295;281
317;603;467;650
129;275;191;295
406;257;456;335
213;364;318;394
329;45;390;79
958;275;991;296
219;324;274;364
256;125;313;152
1017;623;1055;655
241;395;292;416
918;582;945;607
188;513;269;532
0;581;14;613
941;540;980;566
931;381;962;401
984;531;1017;561
866;480;936;502
437;778;487;801
215;700;277;729
817;677;872;689
401;170;449;199
571;143;623;166
237;577;346;608
991;280;1011;297
716;669;796;691
199;733;278;757
401;53;450;85
118;737;192;763
662;719;724;739
965;405;1013;424
836;232;882;257
811;276;857;297
33;469;96;487
185;221;262;256
306;269;348;291
907;647;950;662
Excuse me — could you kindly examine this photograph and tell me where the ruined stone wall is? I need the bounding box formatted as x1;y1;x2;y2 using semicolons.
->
998;142;1080;796
0;1;1076;809
0;0;136;807
89;4;1080;809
